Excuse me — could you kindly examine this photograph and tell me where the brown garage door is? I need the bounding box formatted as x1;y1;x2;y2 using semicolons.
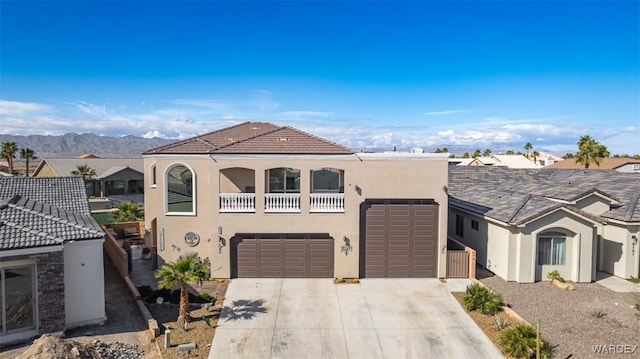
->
361;200;439;277
233;234;334;278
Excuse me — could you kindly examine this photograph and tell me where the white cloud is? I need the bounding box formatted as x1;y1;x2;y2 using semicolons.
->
276;111;335;119
0;100;51;116
72;101;107;116
423;109;472;116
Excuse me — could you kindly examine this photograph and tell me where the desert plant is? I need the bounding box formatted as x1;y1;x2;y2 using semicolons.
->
495;316;508;330
627;276;640;284
591;309;606;319
109;201;144;222
463;283;504;315
546;270;565;283
500;323;552;358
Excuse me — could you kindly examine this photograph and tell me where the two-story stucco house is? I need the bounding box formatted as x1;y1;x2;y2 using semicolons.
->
143;122;449;279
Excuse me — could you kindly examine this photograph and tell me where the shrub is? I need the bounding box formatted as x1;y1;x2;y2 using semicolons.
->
500;323;552;358
628;276;640;284
591;309;606;319
546;270;565;283
462;283;503;315
495;316;508;330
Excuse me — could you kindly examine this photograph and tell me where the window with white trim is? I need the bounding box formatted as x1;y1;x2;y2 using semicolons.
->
166;164;194;213
538;231;566;265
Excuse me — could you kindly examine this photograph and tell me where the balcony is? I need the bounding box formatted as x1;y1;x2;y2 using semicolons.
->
310;193;345;213
265;193;300;213
220;193;256;213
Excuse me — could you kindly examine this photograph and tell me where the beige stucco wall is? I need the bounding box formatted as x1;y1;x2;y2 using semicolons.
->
144;153;449;278
575;195;611;216
519;210;596;283
33;163;56;177
600;223;639;278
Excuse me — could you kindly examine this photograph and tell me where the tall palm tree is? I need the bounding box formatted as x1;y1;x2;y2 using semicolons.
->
20;148;37;177
523;142;533;159
109;201;144;222
155;253;209;331
1;141;18;175
441;147;449;153
575;135;610;169
472;149;481;158
71;164;97;180
482;148;492;157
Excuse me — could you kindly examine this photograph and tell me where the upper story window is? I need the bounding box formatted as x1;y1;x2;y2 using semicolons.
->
311;168;344;193
538;231;566;265
471;219;479;231
268;168;300;193
166;164;195;214
455;214;464;237
151;164;157;187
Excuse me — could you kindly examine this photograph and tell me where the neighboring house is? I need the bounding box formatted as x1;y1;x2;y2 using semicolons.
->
463;155;541;169
448;158;473;166
546;157;640;173
530;151;563;167
143;122;449;279
447;166;640;283
32;158;144;196
0;177;106;345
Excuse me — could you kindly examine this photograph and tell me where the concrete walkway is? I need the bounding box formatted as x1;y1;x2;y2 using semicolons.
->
596;271;640;292
209;278;503;359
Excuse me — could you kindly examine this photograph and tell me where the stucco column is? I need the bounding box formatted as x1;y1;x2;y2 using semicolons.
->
255;168;265;215
300;168;310;214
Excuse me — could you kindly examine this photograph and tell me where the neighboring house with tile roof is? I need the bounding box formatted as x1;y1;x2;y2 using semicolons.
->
546;157;640;173
462;155;541;169
32;158;144;197
143;122;450;279
448;166;640;283
0;177;106;345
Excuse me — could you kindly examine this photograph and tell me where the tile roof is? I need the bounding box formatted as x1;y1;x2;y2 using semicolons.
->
0;196;103;250
448;167;640;224
545;157;640;170
143;122;354;155
34;158;143;179
0;177;92;215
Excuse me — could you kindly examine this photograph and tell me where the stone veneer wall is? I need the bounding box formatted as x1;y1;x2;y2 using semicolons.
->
3;251;66;335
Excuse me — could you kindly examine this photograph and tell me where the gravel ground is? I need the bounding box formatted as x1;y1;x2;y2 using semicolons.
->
480;275;640;358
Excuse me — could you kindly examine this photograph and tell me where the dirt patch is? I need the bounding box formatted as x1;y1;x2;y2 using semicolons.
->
13;334;143;359
452;292;509;357
145;281;228;358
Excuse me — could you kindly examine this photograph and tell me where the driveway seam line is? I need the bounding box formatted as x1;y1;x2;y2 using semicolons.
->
335;280;351;359
268;279;283;359
360;279;385;357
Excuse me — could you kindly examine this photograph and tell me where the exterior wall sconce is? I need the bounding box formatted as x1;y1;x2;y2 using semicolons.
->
218;226;225;253
341;236;353;256
441;244;446;254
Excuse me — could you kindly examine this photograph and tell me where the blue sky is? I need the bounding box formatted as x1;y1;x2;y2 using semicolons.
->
1;1;638;155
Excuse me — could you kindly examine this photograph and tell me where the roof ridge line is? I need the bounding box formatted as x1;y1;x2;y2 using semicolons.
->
212;125;284;151
144;121;253;153
280;126;355;153
506;193;533;223
624;189;640;222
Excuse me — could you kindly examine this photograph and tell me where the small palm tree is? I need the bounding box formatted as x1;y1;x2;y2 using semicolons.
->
1;141;18;175
109;201;144;222
523;142;533;159
483;148;492;157
506;149;515;155
531;150;540;163
472;149;481;158
20;148;37;177
71;164;97;180
155;253;209;331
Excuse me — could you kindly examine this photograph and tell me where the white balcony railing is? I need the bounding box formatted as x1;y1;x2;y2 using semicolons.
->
220;193;256;213
310;193;345;213
265;193;300;213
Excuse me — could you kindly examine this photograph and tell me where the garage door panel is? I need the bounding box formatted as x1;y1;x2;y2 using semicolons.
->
235;236;334;278
363;202;439;278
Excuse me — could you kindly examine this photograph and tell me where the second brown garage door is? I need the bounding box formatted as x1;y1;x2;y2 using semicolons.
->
361;200;439;277
232;234;334;278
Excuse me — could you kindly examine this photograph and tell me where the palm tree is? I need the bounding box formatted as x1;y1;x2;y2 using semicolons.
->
155;253;209;331
1;141;18;175
441;147;449;153
109;201;144;222
523;142;533;159
531;150;540;163
71;164;97;180
575;135;610;169
462;152;470;158
20;148;37;177
506;149;515;155
482;148;492;157
563;153;575;159
472;149;481;158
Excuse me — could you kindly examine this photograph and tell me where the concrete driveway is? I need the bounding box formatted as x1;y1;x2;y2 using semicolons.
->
209;278;503;359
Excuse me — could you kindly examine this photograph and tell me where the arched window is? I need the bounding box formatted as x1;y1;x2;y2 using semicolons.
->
311;168;343;193
268;168;300;193
537;231;566;265
166;164;195;214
